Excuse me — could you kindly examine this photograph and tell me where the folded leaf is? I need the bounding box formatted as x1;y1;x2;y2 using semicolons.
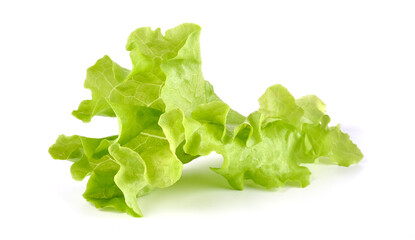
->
49;134;117;181
300;122;363;166
51;23;363;217
82;155;140;217
110;102;183;189
258;84;304;127
214;121;311;190
72;56;130;122
160;84;363;190
108;143;147;217
296;95;326;125
295;94;363;165
160;25;221;114
49;135;141;216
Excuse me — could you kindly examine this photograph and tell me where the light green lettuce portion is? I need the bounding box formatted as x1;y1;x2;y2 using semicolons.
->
108;23;212;112
72;23;206;122
299;120;363;166
160;25;221;114
49;134;117;181
51;23;208;217
51;23;363;217
157;23;246;162
258;84;304;127
49;135;141;216
158;22;246;128
110;102;182;188
50;103;184;217
216;122;311;190
160;84;363;190
108;143;147;217
72;56;130;122
296;95;326;125
103;102;183;216
295;94;363;166
82;155;141;217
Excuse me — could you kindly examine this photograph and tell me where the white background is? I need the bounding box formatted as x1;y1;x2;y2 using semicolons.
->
1;0;414;239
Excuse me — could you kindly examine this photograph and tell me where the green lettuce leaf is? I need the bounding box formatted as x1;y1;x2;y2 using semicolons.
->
258;84;304;127
49;135;141;216
160;25;221;114
295;94;363;166
72;23;207;121
51;23;363;217
82;155;140;217
51;23;208;217
72;56;130;122
49;134;117;181
160;84;363;190
50;103;184;217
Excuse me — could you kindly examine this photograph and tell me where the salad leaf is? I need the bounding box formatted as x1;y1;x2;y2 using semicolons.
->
82;154;140;217
50;23;363;217
160;85;362;190
160;24;221;114
72;56;130;122
49;135;140;215
51;23;208;216
49;134;117;181
258;84;304;127
295;95;363;166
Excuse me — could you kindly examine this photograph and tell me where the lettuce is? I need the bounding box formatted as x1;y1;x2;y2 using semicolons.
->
160;85;363;190
49;23;363;217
